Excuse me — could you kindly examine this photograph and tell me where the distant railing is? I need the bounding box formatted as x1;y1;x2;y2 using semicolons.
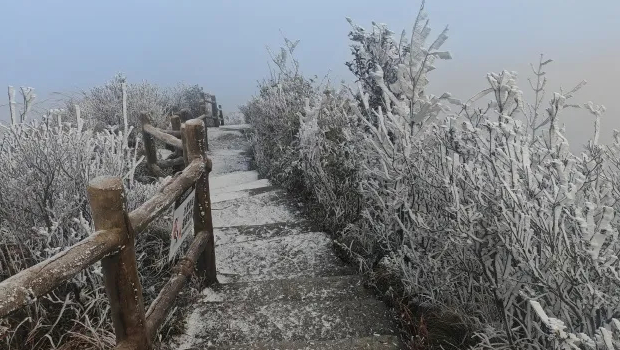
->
0;114;217;350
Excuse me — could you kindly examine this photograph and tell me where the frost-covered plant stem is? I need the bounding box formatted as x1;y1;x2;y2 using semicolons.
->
7;86;16;125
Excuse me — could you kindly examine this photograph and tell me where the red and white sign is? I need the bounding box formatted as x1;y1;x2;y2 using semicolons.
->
169;187;195;262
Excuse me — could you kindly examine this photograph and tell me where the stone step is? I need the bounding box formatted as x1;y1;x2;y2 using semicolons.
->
208;149;252;176
215;231;355;283
205;335;401;349
176;297;397;348
212;189;301;228
210;171;260;191
211;179;272;203
199;275;371;305
218;124;252;131
214;222;317;246
212;179;270;195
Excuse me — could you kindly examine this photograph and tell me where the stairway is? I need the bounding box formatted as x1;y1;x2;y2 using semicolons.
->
170;126;401;349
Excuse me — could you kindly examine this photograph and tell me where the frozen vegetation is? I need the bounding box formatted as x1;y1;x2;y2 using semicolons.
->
0;79;213;349
1;1;619;349
242;2;620;349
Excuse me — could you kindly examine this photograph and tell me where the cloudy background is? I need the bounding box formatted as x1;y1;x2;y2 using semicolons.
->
1;0;618;148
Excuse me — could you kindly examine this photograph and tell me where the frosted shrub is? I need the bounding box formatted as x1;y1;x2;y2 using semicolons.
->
297;88;363;231
167;83;207;118
246;2;620;348
65;73;176;131
0;120;166;349
225;110;246;125
241;39;315;191
355;64;620;349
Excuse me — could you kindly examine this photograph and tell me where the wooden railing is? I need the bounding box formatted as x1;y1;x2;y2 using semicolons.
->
0;114;217;350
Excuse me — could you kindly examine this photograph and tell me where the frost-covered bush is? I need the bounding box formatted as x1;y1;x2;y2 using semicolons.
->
167;83;206;118
246;3;620;349
241;39;315;192
297;88;363;231
225;110;246;125
65;73;175;131
355;66;620;348
0;120;169;350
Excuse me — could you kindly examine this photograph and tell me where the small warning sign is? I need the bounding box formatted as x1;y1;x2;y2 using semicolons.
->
169;186;195;261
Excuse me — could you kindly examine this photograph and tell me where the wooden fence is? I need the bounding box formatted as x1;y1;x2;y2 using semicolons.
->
0;113;217;350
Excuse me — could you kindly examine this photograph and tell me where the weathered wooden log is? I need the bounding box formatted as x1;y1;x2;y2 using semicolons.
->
145;229;210;339
218;104;224;125
169;114;184;172
184;119;217;285
211;95;220;127
139;112;158;166
88;176;149;349
162;129;182;138
181;123;189;166
0;228;121;318
142;124;183;150
128;159;204;234
156;156;184;168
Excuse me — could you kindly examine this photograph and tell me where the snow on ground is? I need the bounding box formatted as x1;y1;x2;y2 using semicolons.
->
168;124;397;349
211;190;300;228
208;149;251;175
214;231;350;283
210;171;260;190
219;124;252;131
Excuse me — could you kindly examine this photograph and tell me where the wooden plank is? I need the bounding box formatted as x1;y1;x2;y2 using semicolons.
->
0;228;121;318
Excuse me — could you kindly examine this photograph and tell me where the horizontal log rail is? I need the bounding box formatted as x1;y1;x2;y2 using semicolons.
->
0;228;121;317
142;123;183;150
162;129;182;138
145;229;210;339
128;158;205;234
0;110;218;350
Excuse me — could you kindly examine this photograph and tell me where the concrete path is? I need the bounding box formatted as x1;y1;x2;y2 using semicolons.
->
169;125;400;349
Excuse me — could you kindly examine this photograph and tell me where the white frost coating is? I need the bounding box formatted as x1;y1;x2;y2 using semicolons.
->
201;287;224;302
217;124;252;131
175;307;203;350
211;190;298;228
210;171;260;190
211;191;251;204
211;179;271;196
215;232;341;283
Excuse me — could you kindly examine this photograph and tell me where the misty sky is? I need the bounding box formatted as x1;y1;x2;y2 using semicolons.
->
1;0;618;147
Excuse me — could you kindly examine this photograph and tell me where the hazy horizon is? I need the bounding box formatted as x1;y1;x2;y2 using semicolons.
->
1;0;618;148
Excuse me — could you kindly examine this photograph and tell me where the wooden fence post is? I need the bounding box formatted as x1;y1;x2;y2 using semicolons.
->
199;92;206;116
199;93;211;151
170;115;184;172
87;177;150;350
211;95;220;127
218;104;224;125
139;112;162;177
183;119;217;285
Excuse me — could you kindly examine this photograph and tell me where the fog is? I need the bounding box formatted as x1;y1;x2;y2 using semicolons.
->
1;0;618;147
